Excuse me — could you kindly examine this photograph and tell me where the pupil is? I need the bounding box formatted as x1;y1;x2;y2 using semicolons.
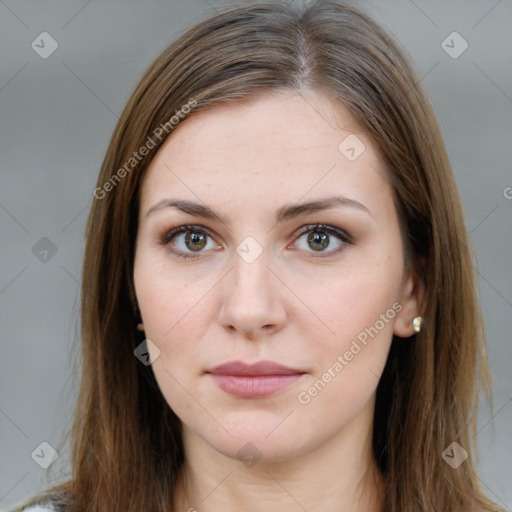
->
185;231;206;251
308;231;329;251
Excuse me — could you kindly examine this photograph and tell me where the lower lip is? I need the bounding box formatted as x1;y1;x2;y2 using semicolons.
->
209;374;303;399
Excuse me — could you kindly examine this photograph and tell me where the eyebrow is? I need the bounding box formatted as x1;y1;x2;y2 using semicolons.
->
146;195;372;223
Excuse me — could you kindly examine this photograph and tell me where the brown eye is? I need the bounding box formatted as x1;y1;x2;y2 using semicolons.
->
292;224;351;256
160;225;219;259
185;231;207;251
307;231;330;251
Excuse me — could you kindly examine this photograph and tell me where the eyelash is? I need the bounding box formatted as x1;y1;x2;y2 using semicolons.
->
158;223;352;260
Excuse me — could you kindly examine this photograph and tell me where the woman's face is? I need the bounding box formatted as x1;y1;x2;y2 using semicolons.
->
134;92;421;463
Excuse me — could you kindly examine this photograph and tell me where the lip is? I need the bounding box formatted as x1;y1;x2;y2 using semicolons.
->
208;360;304;376
206;360;306;399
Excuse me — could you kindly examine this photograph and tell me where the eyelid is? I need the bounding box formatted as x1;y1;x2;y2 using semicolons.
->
158;222;352;259
293;223;352;244
157;224;221;260
289;223;352;257
159;223;216;245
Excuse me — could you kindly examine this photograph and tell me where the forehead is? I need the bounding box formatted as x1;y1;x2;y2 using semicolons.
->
140;92;391;219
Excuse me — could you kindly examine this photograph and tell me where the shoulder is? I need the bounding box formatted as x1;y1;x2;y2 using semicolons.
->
16;507;56;512
9;500;58;512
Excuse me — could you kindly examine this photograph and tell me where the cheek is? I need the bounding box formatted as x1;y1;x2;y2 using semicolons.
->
291;256;402;403
134;244;214;331
296;261;401;346
134;251;200;365
133;257;215;420
136;278;212;358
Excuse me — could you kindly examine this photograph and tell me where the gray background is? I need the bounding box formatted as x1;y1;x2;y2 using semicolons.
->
1;0;511;510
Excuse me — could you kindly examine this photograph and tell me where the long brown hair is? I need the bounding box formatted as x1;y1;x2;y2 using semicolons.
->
21;1;500;511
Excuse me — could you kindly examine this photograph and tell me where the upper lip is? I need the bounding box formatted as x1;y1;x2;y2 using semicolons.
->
207;360;305;376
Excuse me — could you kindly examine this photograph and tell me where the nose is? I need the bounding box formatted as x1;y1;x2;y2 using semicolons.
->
218;250;287;340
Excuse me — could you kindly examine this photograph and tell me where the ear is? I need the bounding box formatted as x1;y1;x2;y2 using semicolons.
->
393;266;426;338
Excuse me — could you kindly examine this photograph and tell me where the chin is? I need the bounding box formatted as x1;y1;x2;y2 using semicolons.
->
185;410;319;464
210;434;311;465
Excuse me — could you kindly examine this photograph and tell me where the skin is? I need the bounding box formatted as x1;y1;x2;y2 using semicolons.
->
133;91;423;512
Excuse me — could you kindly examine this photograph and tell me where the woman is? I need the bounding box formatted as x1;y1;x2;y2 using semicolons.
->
16;1;502;511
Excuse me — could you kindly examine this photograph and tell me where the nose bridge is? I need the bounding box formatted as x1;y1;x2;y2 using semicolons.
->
234;249;269;291
218;238;286;336
230;241;274;306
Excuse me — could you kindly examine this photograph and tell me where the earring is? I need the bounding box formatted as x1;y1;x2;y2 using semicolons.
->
412;316;423;333
137;322;145;332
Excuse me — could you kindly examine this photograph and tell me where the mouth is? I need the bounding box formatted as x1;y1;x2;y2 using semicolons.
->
206;360;306;399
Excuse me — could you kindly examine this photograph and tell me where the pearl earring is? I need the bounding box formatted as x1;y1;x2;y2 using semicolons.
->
412;316;423;333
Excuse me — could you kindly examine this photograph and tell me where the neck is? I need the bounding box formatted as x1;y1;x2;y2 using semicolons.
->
172;398;385;512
